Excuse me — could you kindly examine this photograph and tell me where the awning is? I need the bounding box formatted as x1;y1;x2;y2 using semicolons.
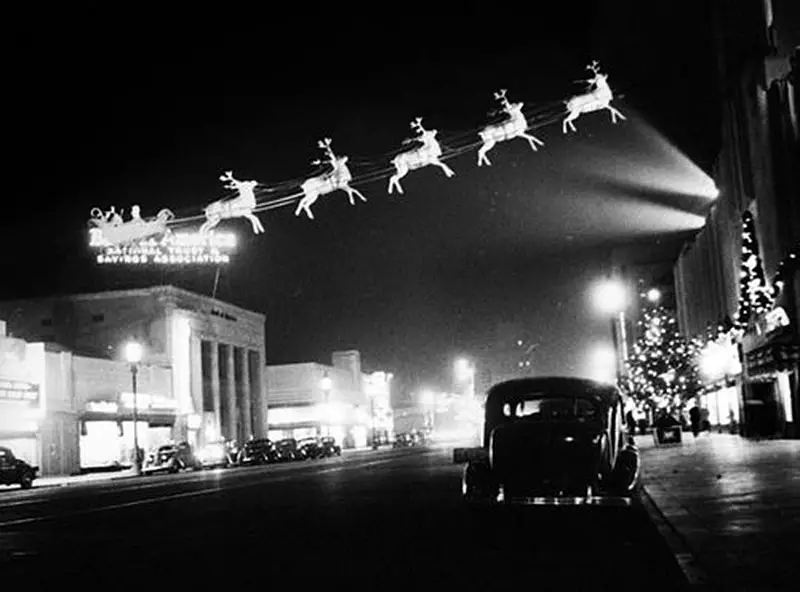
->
82;410;176;426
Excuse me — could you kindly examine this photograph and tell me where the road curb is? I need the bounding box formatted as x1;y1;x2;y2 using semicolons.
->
32;472;139;490
638;484;709;589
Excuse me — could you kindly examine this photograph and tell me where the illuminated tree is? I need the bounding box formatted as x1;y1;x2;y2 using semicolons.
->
735;210;773;327
621;300;704;412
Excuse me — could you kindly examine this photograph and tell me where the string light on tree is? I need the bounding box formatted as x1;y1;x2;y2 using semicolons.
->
735;210;773;327
621;291;703;413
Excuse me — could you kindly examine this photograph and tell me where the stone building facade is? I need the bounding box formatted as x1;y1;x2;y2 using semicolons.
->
0;285;267;450
673;0;798;437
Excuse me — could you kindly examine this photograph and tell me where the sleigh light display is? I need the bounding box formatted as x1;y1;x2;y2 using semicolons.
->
89;205;236;265
83;60;635;268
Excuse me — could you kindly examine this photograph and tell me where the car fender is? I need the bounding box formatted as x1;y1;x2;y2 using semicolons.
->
462;459;498;502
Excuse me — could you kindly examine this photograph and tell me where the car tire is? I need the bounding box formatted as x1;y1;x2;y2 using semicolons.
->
19;473;33;489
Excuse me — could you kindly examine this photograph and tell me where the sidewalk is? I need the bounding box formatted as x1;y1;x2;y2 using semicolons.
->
636;432;800;591
34;468;140;488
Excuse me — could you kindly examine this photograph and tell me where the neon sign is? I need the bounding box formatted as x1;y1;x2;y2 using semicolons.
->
92;232;236;265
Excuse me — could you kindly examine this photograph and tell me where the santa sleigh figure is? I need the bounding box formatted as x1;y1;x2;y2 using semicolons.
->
89;205;175;247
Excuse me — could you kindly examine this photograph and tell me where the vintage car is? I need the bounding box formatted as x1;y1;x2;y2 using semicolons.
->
453;377;640;504
196;441;234;469
319;436;342;457
0;446;38;489
143;442;203;474
237;438;280;465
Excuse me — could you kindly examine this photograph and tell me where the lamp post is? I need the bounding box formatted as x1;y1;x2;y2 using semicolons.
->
320;374;332;438
454;358;475;398
591;278;631;380
421;389;435;432
124;341;143;475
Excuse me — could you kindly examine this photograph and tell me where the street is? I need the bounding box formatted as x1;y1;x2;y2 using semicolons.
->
2;447;689;590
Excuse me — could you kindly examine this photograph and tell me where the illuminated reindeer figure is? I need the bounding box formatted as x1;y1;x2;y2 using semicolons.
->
477;89;544;167
200;171;265;234
388;117;455;195
295;138;367;220
562;60;626;133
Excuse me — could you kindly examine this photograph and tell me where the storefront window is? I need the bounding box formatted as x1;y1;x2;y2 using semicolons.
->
80;421;123;468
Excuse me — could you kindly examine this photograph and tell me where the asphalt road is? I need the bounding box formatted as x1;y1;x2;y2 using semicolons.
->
1;446;689;590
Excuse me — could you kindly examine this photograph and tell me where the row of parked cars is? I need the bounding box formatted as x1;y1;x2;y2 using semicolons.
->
143;436;342;475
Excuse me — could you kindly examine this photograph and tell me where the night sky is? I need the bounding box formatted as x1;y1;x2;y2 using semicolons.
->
6;1;720;400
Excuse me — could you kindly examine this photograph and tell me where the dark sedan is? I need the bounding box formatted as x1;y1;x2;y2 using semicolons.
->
238;439;280;465
274;438;304;461
144;442;203;474
0;446;38;489
297;437;324;459
320;436;342;457
453;377;640;504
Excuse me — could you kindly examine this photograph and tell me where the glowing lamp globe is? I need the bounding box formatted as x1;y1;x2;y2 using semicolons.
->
124;341;143;364
592;280;629;314
646;288;661;303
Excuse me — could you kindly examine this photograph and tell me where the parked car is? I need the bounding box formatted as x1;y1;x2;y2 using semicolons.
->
196;441;234;469
274;438;304;461
144;442;203;474
237;439;280;465
393;432;419;448
320;436;342;457
0;446;38;489
297;437;324;459
453;377;640;504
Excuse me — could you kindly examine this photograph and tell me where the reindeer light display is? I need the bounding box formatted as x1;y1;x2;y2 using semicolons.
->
295;138;367;220
388;118;455;195
563;61;626;133
477;89;544;166
200;171;265;234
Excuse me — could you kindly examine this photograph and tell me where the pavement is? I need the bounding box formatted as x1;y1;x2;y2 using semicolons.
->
1;444;688;591
635;431;800;591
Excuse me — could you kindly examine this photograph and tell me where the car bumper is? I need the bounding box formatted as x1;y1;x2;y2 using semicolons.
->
498;492;633;507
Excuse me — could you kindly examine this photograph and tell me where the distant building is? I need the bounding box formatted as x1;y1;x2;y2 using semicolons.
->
266;351;393;448
0;321;175;475
0;285;267;451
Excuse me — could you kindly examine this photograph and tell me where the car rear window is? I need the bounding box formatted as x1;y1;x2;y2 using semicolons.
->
502;395;601;422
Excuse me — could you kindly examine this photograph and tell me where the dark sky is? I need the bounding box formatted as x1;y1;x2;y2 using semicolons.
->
6;1;720;399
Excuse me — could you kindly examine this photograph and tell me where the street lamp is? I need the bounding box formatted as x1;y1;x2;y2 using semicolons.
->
320;374;332;437
589;344;617;384
124;341;143;475
591;278;631;377
421;389;436;431
646;288;661;303
454;358;476;398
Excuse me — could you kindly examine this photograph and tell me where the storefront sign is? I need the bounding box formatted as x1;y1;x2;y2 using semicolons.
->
120;392;178;411
86;401;119;414
0;379;39;404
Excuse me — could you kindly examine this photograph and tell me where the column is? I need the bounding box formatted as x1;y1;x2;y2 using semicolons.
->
209;341;221;439
253;350;267;438
190;335;203;430
240;348;252;440
225;344;237;441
